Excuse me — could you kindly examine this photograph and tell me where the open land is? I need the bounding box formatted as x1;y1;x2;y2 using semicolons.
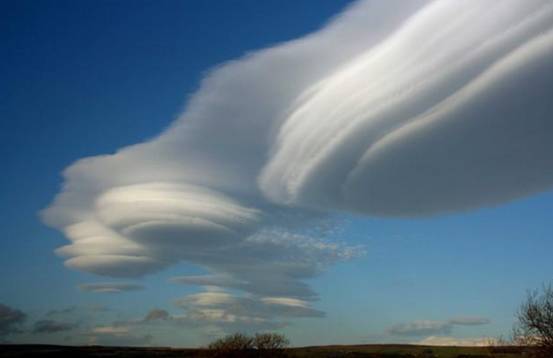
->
0;344;526;357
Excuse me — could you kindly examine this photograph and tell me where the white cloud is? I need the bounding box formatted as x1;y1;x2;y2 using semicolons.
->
91;326;130;335
414;335;494;347
172;290;324;333
260;0;553;216
41;0;553;330
78;282;144;293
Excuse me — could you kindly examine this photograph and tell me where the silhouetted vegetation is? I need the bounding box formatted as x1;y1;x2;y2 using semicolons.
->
206;332;289;357
513;284;553;357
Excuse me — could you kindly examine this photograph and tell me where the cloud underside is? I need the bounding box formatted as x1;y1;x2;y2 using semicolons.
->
388;317;491;337
130;292;326;334
42;0;553;330
172;291;325;333
0;304;26;336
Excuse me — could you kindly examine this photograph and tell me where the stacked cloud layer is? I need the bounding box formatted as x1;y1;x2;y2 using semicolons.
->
42;0;553;330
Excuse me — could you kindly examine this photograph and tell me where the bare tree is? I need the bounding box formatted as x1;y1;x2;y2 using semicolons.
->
254;332;289;356
206;332;289;357
206;333;254;357
514;284;553;357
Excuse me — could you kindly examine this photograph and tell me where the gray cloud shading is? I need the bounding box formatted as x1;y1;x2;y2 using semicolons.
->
45;306;77;317
129;292;325;335
41;0;553;329
174;291;324;332
143;309;170;322
389;317;490;337
0;304;26;336
79;282;144;293
89;305;110;313
448;317;491;326
170;229;361;300
86;326;153;347
33;320;78;334
388;321;452;337
91;333;152;347
260;0;553;216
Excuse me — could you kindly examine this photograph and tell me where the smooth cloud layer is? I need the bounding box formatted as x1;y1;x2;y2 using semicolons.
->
261;0;553;216
43;0;553;331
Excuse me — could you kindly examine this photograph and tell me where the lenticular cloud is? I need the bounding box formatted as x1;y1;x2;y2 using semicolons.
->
260;0;553;215
43;0;553;328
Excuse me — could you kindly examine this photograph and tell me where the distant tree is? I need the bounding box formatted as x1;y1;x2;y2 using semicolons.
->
206;332;289;357
254;332;289;356
513;284;553;357
207;333;254;357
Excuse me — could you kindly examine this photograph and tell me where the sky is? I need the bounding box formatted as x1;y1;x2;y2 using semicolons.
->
2;0;553;348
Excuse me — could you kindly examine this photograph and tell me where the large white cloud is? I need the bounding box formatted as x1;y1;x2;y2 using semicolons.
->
42;0;553;329
42;0;423;278
260;0;553;216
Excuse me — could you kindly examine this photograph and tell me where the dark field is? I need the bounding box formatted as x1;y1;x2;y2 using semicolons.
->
0;344;526;357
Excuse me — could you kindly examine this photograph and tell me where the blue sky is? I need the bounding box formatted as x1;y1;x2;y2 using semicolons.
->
2;0;553;348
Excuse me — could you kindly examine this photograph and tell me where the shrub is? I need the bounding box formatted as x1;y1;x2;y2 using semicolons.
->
206;332;289;357
207;333;254;357
254;332;289;356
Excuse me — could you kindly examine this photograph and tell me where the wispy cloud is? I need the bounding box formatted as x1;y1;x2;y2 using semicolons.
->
45;306;77;318
143;309;170;322
448;317;491;326
32;320;78;334
388;317;490;337
111;295;325;336
78;282;144;293
0;304;26;337
173;291;324;333
87;326;152;346
91;326;130;335
41;0;553;330
388;320;452;337
414;335;494;347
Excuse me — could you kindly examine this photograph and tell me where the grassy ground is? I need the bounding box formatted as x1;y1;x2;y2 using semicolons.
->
288;344;524;357
0;344;526;357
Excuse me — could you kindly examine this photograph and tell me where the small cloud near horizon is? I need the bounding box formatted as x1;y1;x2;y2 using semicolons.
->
0;304;26;337
388;317;490;337
78;283;144;293
32;320;78;334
